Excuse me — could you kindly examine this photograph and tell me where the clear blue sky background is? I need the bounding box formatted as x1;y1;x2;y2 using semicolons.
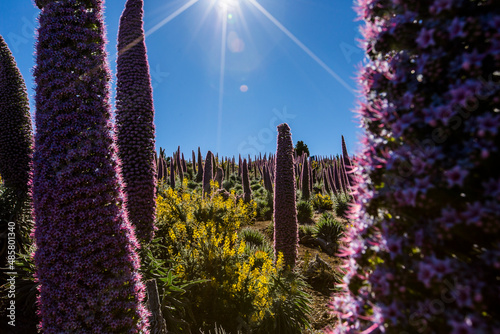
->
0;0;364;158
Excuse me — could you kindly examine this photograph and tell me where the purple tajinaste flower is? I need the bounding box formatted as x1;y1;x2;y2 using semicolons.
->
215;166;224;190
300;154;310;200
225;156;231;178
341;135;354;188
323;169;331;194
192;150;197;174
170;155;176;188
115;0;157;244
175;146;183;181
444;165;468;187
181;152;187;173
429;0;453;15
241;158;251;203
196;146;203;182
0;34;34;199
273;123;299;269
416;27;436;49
203;150;214;196
330;1;500;332
448;17;467;39
33;0;149;332
263;164;273;193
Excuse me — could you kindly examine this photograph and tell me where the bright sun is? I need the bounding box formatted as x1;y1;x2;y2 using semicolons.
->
218;0;239;9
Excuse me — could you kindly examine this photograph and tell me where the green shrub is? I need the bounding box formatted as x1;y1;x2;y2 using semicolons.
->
186;164;194;181
251;181;262;192
239;227;266;247
296;200;313;223
265;221;274;240
187;179;200;190
295;189;302;201
141;250;204;333
314;212;344;244
299;224;315;239
333;191;351;219
299;250;342;296
254;271;312;334
254;198;272;221
312;182;323;194
222;179;234;191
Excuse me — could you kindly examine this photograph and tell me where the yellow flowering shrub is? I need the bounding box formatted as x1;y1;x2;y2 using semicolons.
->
311;192;333;210
154;180;288;332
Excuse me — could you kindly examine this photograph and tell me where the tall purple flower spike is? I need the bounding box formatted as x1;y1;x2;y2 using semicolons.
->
263;164;273;193
33;1;149;332
175;146;183;181
192;150;197;174
116;0;157;244
0;35;34;199
341;135;354;188
301;154;310;200
215;166;224;189
323;169;331;194
196;147;203;182
182;153;187;173
170;156;175;188
225;157;231;178
242;158;251;203
330;1;500;333
203;150;214;196
273;123;299;269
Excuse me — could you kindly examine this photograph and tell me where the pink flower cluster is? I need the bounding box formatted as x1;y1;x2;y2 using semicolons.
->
115;0;157;244
273;123;299;268
331;1;500;333
33;0;149;332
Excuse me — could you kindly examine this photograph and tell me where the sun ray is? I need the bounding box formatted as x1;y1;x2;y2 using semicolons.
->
189;0;220;43
247;0;356;95
145;0;199;38
228;1;254;50
217;4;229;153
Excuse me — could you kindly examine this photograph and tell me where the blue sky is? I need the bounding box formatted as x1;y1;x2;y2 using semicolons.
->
0;0;364;158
